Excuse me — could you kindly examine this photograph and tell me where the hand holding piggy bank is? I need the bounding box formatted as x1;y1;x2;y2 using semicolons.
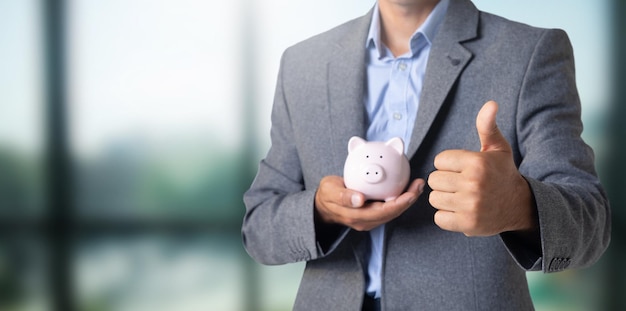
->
343;136;410;202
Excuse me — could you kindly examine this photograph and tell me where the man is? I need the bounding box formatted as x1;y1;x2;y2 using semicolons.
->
242;0;611;310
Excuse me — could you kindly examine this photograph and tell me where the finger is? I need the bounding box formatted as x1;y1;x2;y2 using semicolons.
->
363;199;409;223
433;210;461;232
332;201;392;231
341;189;365;208
433;149;475;173
428;190;458;212
346;179;425;228
321;176;365;208
324;178;426;231
405;178;426;197
384;178;425;207
476;101;511;153
428;170;461;193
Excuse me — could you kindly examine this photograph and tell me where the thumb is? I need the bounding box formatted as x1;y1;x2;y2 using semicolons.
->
476;101;511;153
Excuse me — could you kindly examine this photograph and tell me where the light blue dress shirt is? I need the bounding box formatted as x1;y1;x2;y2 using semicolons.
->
364;0;449;298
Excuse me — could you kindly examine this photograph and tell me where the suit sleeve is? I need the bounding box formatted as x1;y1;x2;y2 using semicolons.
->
501;29;611;272
241;51;348;265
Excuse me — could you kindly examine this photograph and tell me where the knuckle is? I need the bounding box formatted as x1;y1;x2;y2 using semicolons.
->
434;211;454;231
428;191;440;207
465;166;486;188
433;211;445;227
433;153;445;169
466;158;489;180
464;173;488;197
350;221;369;232
470;155;489;170
338;190;349;206
464;179;481;194
427;171;437;185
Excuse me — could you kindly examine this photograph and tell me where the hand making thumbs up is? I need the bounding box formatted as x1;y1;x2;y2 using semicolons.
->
428;101;537;236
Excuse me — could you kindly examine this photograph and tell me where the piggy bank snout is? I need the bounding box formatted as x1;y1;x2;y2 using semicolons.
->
362;164;385;183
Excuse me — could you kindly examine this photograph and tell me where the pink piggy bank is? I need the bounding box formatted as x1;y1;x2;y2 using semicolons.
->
343;136;410;202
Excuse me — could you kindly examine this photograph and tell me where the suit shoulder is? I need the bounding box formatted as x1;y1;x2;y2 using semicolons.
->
474;11;572;55
282;11;371;61
478;11;569;42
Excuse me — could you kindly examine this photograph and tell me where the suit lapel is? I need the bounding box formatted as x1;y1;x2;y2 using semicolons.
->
327;10;373;164
406;0;479;158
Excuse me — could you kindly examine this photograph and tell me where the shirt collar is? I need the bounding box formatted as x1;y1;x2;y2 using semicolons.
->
366;0;449;59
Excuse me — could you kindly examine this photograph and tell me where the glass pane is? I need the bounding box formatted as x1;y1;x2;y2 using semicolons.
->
0;235;49;311
75;233;247;311
257;263;304;311
66;0;246;220
251;0;377;159
0;0;45;217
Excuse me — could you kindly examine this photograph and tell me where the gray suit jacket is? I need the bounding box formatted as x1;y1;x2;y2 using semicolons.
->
242;0;611;310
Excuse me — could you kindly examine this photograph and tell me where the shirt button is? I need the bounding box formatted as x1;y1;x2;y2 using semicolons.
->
393;112;402;120
398;62;407;71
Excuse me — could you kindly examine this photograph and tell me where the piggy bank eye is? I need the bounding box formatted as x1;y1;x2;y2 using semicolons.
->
379;155;383;159
366;155;369;158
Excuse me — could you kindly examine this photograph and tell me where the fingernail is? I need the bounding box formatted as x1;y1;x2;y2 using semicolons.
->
418;182;425;193
351;194;362;207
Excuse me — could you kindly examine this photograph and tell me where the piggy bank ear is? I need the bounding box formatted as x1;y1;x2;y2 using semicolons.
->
348;136;366;153
385;137;404;155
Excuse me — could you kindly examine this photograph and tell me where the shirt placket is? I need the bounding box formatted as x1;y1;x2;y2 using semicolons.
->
386;57;412;141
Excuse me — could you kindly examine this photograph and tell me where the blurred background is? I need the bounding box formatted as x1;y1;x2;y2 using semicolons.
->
0;0;623;310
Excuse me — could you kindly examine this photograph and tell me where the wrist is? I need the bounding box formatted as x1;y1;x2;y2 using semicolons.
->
511;175;538;232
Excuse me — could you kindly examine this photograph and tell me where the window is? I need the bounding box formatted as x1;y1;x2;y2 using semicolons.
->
0;0;616;310
0;1;48;310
